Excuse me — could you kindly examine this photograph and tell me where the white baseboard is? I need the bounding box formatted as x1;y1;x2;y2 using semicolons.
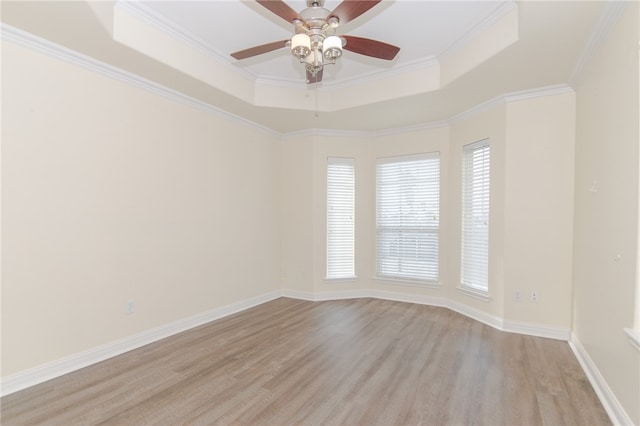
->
281;288;369;301
569;334;634;426
447;298;505;330
0;290;282;397
503;319;571;341
369;289;447;307
280;288;317;301
282;288;569;341
0;288;574;399
282;288;447;308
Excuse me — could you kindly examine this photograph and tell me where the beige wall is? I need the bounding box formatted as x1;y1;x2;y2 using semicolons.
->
1;41;282;376
310;134;371;294
503;94;576;327
280;135;314;294
280;92;576;335
280;127;453;299
449;106;507;318
366;127;451;298
572;3;640;424
3;9;638;421
449;92;575;328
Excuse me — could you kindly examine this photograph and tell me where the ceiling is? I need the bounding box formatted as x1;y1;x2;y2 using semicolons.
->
1;1;606;133
137;0;504;84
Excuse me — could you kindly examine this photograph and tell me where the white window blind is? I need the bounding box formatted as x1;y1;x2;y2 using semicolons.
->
376;153;440;282
461;140;490;292
327;157;355;279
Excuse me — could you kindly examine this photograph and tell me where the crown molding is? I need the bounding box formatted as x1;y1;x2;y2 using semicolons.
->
282;120;449;140
254;56;440;92
439;0;518;59
282;128;370;140
113;0;519;97
449;84;574;124
369;120;450;138
322;56;440;91
267;82;575;137
110;0;526;111
503;84;575;103
255;75;309;90
3;24;577;139
569;0;629;87
115;0;443;94
1;24;280;139
3;22;445;139
114;0;256;82
448;93;505;124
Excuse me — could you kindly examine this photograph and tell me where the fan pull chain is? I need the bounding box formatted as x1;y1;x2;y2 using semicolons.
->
315;85;319;117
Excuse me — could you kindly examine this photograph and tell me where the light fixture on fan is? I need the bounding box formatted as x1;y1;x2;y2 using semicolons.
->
285;3;347;83
289;31;345;83
230;0;401;84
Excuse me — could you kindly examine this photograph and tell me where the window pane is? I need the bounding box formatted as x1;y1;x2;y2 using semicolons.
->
327;158;355;279
461;141;490;291
376;153;440;282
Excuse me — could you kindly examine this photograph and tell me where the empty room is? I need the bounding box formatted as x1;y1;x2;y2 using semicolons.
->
1;0;639;424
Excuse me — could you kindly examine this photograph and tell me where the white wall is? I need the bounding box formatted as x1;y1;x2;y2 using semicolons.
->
572;2;640;424
1;40;282;376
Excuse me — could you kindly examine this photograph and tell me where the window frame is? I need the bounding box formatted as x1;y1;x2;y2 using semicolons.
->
375;152;441;284
326;157;356;280
459;139;491;299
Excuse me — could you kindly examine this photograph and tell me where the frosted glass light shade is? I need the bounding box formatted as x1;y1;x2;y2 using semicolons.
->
323;36;343;60
291;34;311;59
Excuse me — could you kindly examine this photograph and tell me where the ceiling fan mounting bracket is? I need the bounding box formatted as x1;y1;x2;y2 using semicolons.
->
307;0;325;8
299;4;334;30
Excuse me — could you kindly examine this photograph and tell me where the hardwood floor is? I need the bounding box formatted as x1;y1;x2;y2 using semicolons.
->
1;298;611;425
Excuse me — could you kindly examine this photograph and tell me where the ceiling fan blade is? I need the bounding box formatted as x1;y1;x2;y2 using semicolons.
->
256;0;302;23
342;35;400;60
329;0;382;25
231;40;288;60
306;68;324;84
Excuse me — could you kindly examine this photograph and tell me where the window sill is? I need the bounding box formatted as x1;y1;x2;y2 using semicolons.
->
373;276;440;289
624;328;640;352
457;285;491;302
325;276;358;282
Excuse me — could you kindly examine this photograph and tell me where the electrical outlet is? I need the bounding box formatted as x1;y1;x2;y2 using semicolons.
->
530;291;538;303
514;290;522;302
126;300;135;314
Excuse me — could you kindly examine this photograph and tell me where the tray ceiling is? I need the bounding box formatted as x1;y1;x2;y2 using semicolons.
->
1;1;608;133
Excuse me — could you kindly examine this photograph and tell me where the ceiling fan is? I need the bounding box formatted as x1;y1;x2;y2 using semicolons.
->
230;0;400;84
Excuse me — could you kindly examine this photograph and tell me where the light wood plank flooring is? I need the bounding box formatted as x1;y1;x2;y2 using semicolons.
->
1;297;610;425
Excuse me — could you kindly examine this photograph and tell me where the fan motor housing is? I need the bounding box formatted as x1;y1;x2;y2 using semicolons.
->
299;6;332;30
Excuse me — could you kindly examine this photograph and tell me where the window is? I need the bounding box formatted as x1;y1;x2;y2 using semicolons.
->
376;153;440;282
624;174;640;351
461;140;490;293
326;157;355;279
